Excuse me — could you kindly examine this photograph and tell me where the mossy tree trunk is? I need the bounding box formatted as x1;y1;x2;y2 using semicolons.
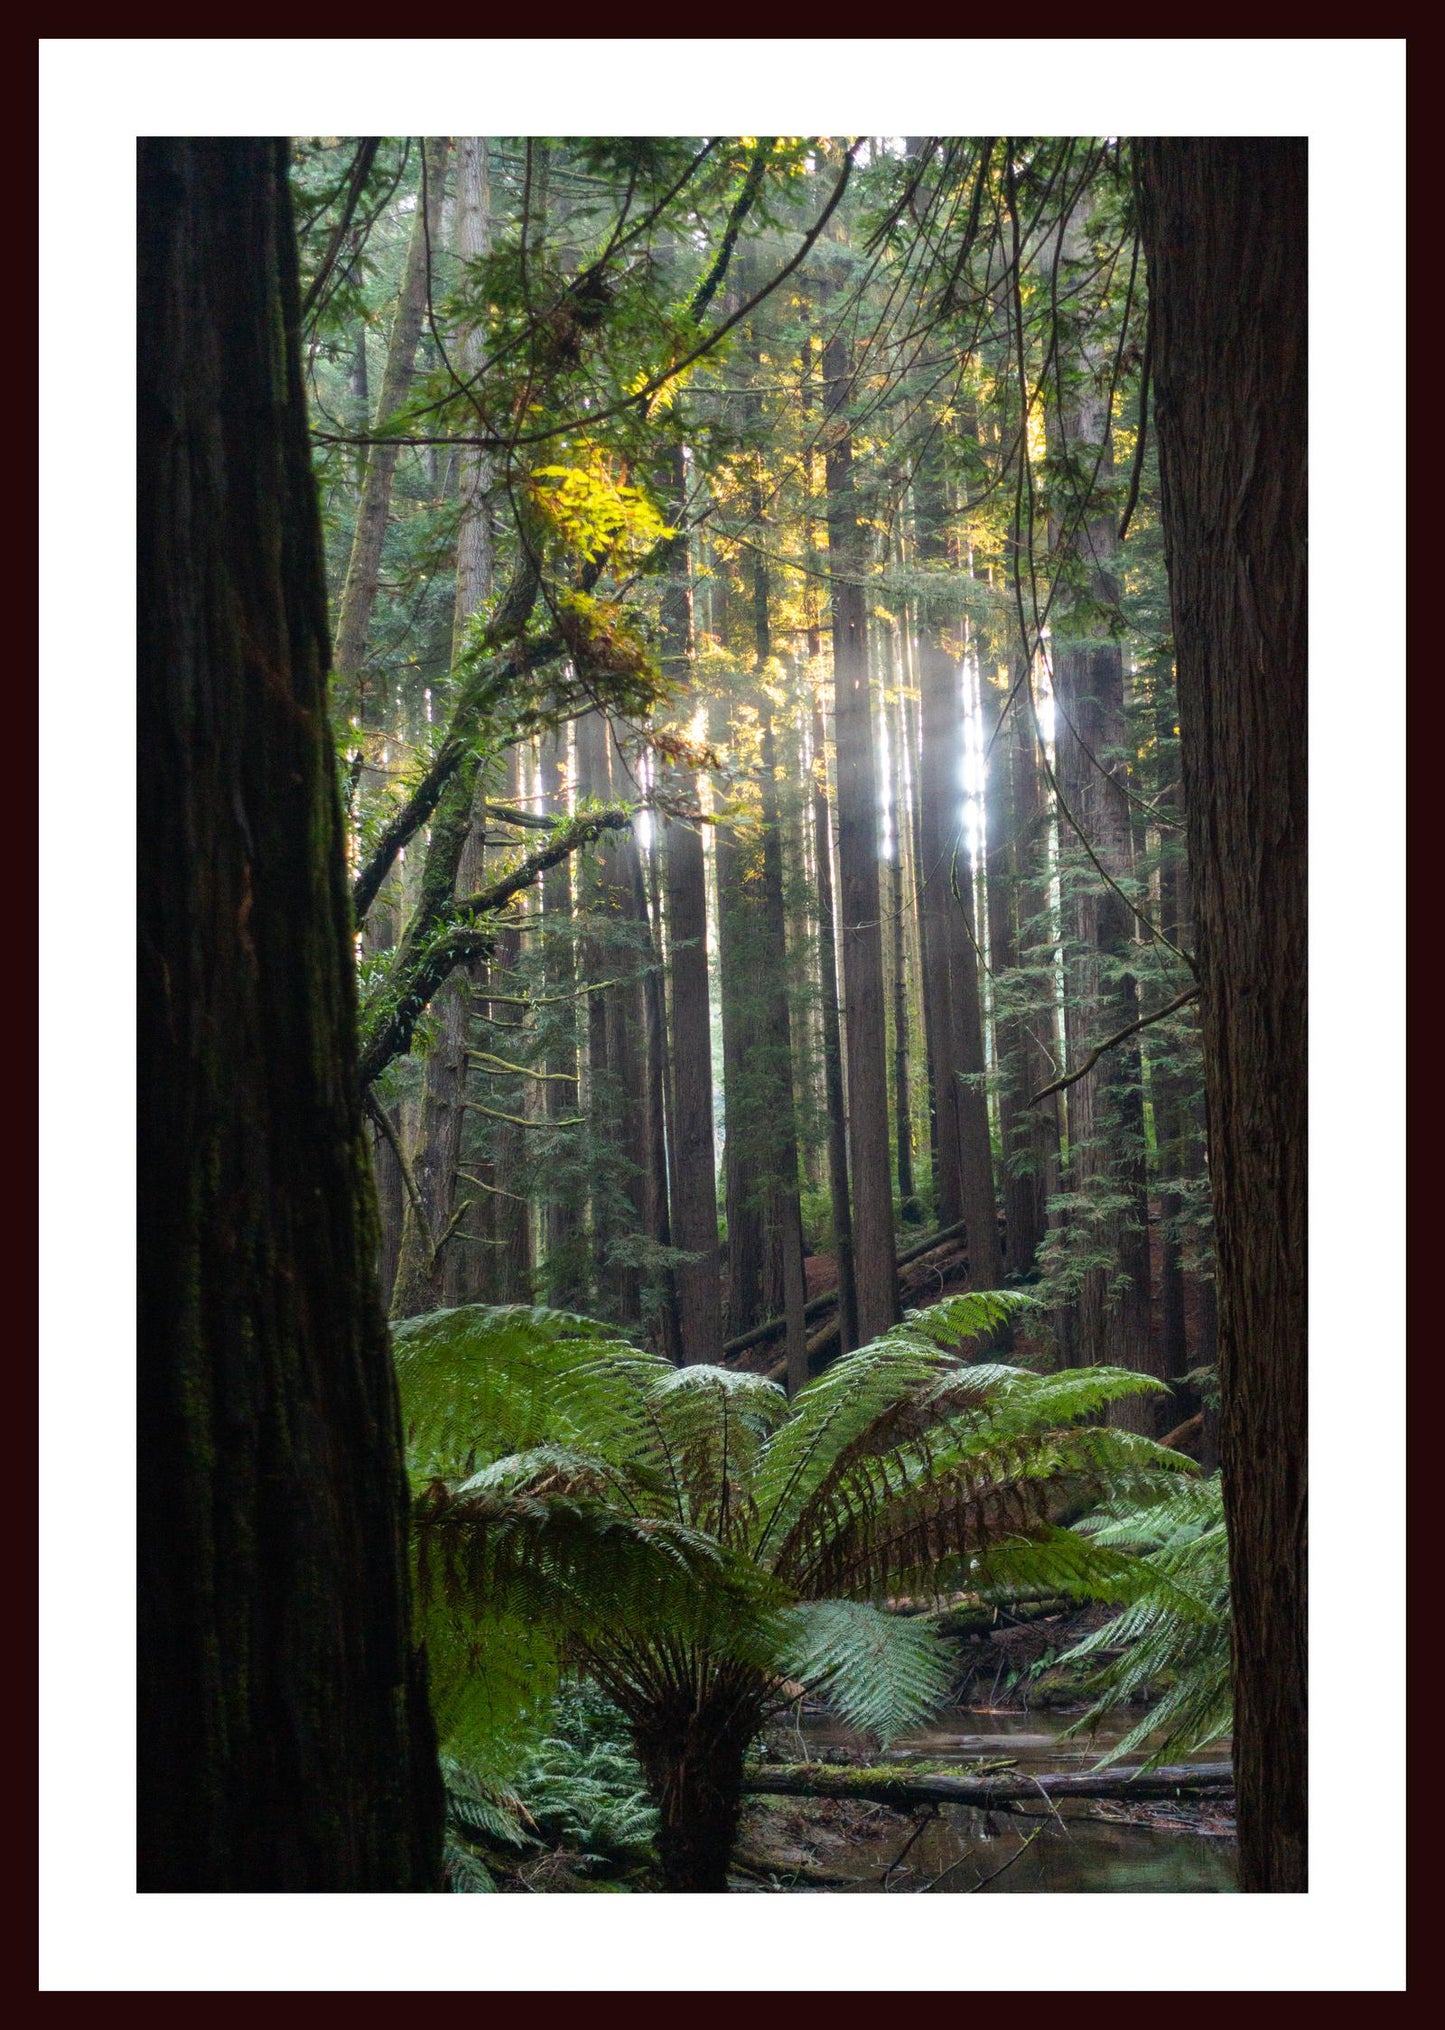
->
138;138;442;1891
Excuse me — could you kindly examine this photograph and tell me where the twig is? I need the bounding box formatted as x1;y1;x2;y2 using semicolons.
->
299;138;380;325
363;1091;433;1255
883;1806;939;1890
963;1821;1047;1894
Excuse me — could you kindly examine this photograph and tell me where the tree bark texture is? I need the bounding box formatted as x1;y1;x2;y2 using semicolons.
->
538;724;588;1308
1137;136;1308;1894
138;138;441;1891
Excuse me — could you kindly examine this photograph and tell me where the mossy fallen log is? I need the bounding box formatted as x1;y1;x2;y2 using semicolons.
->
741;1762;1234;1811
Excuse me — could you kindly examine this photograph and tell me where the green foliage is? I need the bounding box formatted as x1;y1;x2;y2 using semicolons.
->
776;1599;955;1745
440;1684;658;1888
394;1292;1193;1777
1048;1473;1231;1767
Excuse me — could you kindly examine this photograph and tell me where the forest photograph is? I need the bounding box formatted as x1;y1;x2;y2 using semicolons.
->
40;36;1404;1997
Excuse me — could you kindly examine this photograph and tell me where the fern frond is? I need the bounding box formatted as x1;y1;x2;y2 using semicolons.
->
643;1363;789;1542
774;1599;956;1746
901;1288;1034;1350
393;1304;664;1485
415;1476;746;1636
444;1837;500;1892
775;1376;1187;1600
441;1756;536;1848
970;1524;1213;1617
751;1290;1033;1566
421;1602;563;1769
1053;1474;1232;1768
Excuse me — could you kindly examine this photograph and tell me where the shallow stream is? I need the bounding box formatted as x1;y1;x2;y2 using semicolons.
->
745;1706;1237;1893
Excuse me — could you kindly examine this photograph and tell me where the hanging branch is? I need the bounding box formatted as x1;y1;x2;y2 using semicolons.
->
686;139;773;326
363;1089;434;1254
1026;985;1201;1106
350;551;544;922
311;142;859;458
299;138;381;325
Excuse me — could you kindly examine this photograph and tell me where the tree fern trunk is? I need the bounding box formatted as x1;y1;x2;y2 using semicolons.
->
632;1694;758;1893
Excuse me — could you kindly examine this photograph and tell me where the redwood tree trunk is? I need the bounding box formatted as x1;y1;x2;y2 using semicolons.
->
1137;136;1308;1894
658;443;722;1363
824;331;897;1341
138;138;441;1891
538;724;587;1308
389;141;491;1320
912;443;1000;1285
331;137;448;718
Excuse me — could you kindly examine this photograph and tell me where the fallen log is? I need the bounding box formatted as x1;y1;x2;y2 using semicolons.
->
762;1317;840;1385
723;1222;967;1362
740;1761;1233;1812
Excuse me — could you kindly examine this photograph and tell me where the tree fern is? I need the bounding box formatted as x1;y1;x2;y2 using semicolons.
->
393;1293;1195;1888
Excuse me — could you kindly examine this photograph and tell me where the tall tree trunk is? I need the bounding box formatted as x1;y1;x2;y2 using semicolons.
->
824;331;897;1342
575;709;613;1312
912;448;1002;1286
658;448;723;1362
665;805;723;1363
751;541;808;1393
605;748;652;1326
331;137;448;719
1010;675;1065;1271
538;723;588;1308
809;699;859;1351
887;637;922;1224
449;138;493;666
985;663;1051;1274
712;689;772;1342
1052;631;1159;1414
574;710;645;1323
637;802;680;1355
799;322;858;1343
1138;137;1308;1895
1049;208;1158;1412
1148;670;1198;1417
138;137;441;1891
484;752;535;1306
390;142;493;1320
